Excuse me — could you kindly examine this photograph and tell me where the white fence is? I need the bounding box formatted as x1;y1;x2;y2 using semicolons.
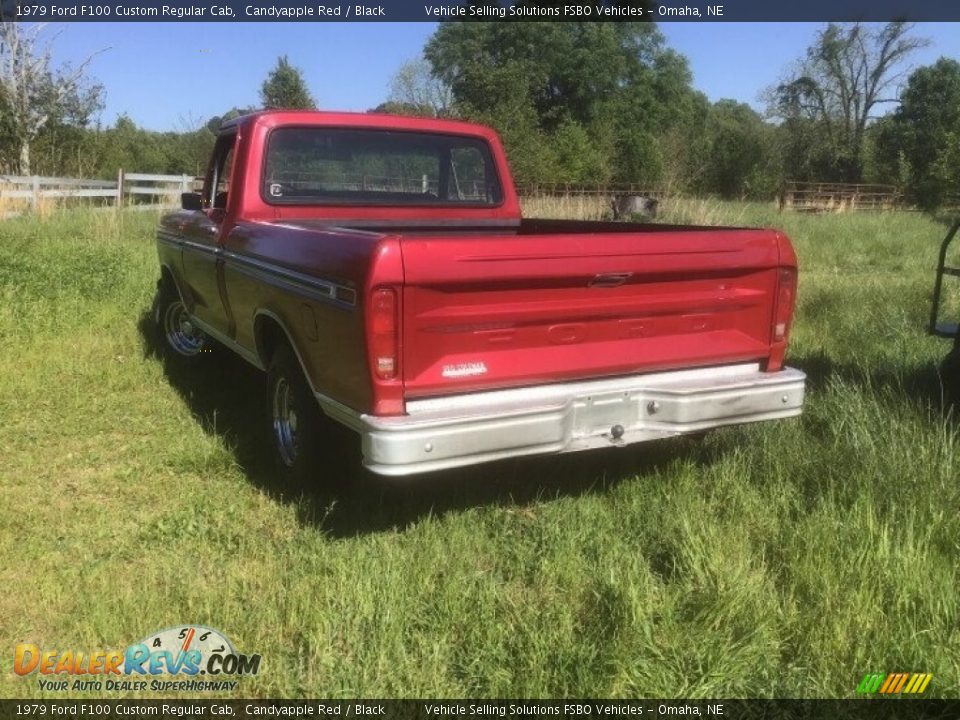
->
0;171;200;211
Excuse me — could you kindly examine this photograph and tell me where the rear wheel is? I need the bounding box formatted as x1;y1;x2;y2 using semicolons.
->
267;345;325;487
153;280;206;358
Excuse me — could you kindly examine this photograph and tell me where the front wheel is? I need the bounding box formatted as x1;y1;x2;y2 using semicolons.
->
153;281;207;358
267;345;325;487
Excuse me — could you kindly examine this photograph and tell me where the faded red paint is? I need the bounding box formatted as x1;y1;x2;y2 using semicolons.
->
158;110;799;417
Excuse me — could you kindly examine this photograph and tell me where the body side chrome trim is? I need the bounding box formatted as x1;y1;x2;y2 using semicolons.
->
189;315;265;371
222;250;357;308
182;238;220;256
156;231;219;258
227;261;342;309
156;231;181;247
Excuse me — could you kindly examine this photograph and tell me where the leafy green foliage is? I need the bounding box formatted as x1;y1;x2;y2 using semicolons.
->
260;55;316;110
419;22;786;197
698;100;780;199
0;114;216;179
875;58;960;209
93;115;214;178
424;21;700;187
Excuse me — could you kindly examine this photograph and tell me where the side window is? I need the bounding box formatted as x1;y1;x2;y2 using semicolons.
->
207;133;236;212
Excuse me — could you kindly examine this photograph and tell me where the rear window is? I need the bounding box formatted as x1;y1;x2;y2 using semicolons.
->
262;128;503;206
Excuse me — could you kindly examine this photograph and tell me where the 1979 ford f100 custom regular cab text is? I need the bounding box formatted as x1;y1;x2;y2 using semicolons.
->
153;110;805;480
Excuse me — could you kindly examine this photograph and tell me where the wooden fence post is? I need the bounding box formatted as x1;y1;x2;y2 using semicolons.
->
31;176;40;210
116;169;125;209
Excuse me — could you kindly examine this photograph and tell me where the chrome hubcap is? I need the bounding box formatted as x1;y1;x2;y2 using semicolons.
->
272;377;299;466
163;301;205;356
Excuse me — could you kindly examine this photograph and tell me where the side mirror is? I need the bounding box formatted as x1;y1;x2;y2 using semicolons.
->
181;192;203;211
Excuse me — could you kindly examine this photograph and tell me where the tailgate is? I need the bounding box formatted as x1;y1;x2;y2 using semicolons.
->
399;228;783;398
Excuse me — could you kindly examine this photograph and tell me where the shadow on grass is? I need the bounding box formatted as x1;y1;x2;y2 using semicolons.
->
930;211;960;229
792;349;957;417
138;311;712;539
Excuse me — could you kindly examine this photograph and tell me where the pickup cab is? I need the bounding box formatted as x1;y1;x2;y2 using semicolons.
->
153;110;805;481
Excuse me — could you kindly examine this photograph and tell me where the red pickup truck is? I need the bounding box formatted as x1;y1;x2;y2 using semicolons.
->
153;110;805;481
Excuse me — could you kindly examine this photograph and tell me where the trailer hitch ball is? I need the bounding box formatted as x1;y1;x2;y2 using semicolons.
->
611;424;625;440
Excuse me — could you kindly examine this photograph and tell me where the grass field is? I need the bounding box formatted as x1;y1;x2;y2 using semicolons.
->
1;201;959;699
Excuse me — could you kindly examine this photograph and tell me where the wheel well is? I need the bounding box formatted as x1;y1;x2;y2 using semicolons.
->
254;315;290;368
158;265;182;300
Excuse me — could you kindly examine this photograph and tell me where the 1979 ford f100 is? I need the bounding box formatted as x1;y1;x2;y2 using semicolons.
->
153;110;805;480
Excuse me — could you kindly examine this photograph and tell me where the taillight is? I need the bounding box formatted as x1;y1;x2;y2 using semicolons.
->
370;288;398;380
773;267;797;343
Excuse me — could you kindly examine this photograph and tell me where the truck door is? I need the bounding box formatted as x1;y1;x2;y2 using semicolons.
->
181;131;235;336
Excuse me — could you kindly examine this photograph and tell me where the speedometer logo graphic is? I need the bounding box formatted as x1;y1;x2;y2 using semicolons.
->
138;625;236;661
126;625;261;677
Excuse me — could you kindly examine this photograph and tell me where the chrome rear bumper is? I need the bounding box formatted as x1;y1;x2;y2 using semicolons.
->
358;363;805;476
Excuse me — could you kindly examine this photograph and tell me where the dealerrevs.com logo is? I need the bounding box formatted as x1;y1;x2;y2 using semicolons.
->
14;625;261;692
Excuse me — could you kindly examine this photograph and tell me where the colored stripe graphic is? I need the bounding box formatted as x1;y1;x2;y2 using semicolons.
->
879;673;898;694
857;672;932;695
904;674;920;694
904;673;933;694
855;673;884;693
893;673;909;693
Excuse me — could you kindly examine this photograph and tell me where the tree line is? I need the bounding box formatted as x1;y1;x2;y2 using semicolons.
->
1;20;958;208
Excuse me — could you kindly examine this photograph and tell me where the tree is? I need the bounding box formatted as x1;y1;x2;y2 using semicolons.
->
383;57;451;117
425;21;666;131
551;119;611;185
699;100;779;198
422;21;698;186
456;67;560;186
768;22;928;182
876;58;960;208
0;22;104;174
260;56;315;110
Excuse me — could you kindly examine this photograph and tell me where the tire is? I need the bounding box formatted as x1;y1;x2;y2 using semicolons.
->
267;344;326;487
153;279;207;359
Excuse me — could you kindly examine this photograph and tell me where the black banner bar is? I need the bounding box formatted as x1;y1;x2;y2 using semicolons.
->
3;0;960;22
0;700;958;720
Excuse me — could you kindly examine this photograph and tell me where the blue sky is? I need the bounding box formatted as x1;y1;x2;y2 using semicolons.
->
52;22;960;131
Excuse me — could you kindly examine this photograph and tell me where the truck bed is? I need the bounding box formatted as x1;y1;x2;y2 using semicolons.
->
265;217;792;400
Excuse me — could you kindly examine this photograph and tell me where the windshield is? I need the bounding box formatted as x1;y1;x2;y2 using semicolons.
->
262;127;503;206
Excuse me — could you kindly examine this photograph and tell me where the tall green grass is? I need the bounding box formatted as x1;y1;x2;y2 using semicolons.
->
1;205;958;698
